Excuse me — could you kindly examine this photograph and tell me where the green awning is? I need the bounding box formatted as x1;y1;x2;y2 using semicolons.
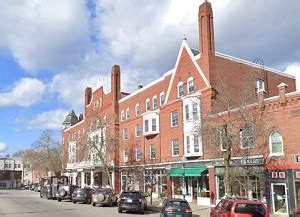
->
166;167;207;177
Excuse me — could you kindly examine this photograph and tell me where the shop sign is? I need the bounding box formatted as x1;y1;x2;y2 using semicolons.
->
271;172;278;178
295;155;300;163
278;172;286;178
296;171;300;179
213;158;264;167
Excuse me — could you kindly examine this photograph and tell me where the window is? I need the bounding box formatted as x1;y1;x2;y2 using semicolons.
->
192;102;198;120
187;77;194;94
121;110;125;121
194;135;200;152
177;81;184;97
240;124;254;149
144;120;149;132
186;136;191;153
255;79;265;93
135;103;140;116
153;95;157;109
123;128;128;140
150;144;155;159
152;118;156;131
135;147;142;161
171;111;178;127
172;139;179;156
124;150;128;162
185;104;190;120
219;129;227;152
126;108;130;119
269;131;284;156
146;98;150;111
135;124;141;137
160;92;165;106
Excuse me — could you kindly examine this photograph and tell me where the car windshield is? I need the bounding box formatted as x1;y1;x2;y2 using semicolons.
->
168;201;189;208
234;203;266;216
121;192;140;197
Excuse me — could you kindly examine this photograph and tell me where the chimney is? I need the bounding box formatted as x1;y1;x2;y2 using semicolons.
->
85;87;92;107
111;65;121;122
257;90;266;110
278;82;288;104
138;85;143;89
198;0;215;55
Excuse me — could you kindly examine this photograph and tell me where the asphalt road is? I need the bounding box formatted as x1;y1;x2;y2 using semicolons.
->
0;190;159;217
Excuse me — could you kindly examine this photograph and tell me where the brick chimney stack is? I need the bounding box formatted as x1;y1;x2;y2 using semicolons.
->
111;65;121;122
198;1;215;55
278;82;288;105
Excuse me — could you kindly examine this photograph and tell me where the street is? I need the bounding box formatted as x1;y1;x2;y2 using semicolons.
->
0;190;159;217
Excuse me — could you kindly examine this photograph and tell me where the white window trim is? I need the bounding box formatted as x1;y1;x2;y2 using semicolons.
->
150;144;155;159
239;126;254;149
126;108;130;119
146;98;150;112
152;95;157;109
256;79;265;93
123;128;128;140
187;76;194;94
171;111;178;127
177;81;184;98
269;131;284;156
135;103;140;116
121;110;125;121
160;91;165;106
124;150;128;163
135;147;141;161
135;124;141;137
172;140;179;157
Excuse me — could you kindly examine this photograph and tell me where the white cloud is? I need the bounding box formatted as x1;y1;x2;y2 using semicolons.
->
0;143;8;152
28;109;69;130
0;0;91;72
283;63;300;91
0;78;45;107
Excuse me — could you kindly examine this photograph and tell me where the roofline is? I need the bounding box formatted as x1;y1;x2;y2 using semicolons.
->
64;119;85;132
119;68;174;103
215;52;295;79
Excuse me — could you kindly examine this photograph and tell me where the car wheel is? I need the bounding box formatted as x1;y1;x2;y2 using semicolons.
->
57;198;61;202
40;193;43;198
118;208;122;213
139;208;145;215
92;202;96;207
72;200;76;204
108;199;113;207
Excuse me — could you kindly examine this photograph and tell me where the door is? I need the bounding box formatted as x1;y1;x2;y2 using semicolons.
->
296;182;300;211
271;183;288;214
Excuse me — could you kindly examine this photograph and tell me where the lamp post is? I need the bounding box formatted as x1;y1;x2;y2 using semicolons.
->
182;156;186;199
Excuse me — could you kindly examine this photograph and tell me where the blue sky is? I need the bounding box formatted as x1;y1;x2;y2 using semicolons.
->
0;0;300;155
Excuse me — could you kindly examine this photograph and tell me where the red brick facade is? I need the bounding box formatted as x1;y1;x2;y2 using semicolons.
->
62;1;300;214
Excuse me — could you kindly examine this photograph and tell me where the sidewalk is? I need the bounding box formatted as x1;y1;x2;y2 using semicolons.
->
147;197;211;217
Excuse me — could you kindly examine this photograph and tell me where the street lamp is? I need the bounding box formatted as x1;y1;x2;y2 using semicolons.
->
182;156;186;199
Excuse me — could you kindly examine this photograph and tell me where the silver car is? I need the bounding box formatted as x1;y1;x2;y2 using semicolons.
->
91;188;118;207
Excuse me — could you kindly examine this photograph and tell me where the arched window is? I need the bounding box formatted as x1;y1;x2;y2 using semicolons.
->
269;130;284;156
146;98;150;112
152;95;157;109
160;91;165;106
187;77;194;94
177;81;184;98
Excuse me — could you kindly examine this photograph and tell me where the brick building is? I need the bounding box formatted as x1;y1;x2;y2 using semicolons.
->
62;1;300;214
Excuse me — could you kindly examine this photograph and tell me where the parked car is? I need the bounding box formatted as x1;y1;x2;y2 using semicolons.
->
24;184;30;190
56;185;78;202
159;198;192;217
91;188;118;207
34;184;41;192
118;190;147;214
211;197;269;217
30;183;37;191
40;176;68;199
72;187;93;204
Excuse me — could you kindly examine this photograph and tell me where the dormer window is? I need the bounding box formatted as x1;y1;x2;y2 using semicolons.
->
146;98;150;112
177;81;184;98
153;95;157;109
187;77;195;94
255;79;265;93
160;92;165;106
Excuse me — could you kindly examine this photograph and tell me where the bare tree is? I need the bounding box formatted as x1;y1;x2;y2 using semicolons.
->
199;75;279;197
24;130;62;176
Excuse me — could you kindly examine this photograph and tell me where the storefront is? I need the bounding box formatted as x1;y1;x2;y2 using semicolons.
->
166;166;209;203
268;168;300;215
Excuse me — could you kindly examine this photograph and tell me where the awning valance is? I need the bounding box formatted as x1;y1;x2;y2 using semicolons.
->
166;167;207;177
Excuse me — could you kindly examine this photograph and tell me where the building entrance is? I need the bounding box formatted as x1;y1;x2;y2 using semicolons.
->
271;183;288;214
296;182;300;211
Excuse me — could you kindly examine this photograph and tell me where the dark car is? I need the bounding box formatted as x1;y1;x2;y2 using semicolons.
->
72;188;93;204
30;183;37;191
211;197;269;217
56;185;78;202
118;190;147;214
159;198;192;217
91;188;118;207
